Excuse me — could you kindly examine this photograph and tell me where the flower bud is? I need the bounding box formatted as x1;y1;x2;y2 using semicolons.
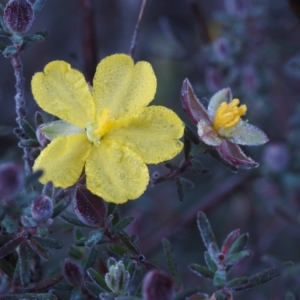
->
3;0;34;33
63;259;83;287
0;163;24;201
142;269;175;300
31;195;53;223
105;258;130;295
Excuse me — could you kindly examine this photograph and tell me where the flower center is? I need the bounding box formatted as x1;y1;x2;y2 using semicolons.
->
86;109;114;145
213;99;247;135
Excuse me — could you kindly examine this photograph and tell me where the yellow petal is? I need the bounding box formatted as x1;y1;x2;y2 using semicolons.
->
105;106;184;164
32;61;95;129
92;54;156;119
85;140;149;204
33;134;92;188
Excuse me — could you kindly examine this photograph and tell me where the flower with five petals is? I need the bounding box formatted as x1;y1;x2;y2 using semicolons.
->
181;79;268;168
32;54;184;203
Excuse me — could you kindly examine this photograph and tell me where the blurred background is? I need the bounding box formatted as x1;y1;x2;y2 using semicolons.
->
1;0;300;298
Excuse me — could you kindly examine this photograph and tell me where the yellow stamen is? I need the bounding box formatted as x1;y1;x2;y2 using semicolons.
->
213;98;247;134
86;109;115;145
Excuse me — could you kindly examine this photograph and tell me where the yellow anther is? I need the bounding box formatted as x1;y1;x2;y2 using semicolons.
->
86;109;115;145
213;99;247;134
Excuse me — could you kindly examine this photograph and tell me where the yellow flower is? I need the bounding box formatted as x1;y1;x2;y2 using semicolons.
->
32;54;184;203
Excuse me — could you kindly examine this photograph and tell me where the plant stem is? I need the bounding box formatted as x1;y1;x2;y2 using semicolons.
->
11;51;31;175
129;0;148;57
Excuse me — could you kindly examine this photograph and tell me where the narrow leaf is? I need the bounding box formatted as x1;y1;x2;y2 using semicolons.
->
31;274;63;292
113;216;135;231
162;238;182;290
108;243;130;256
189;263;214;279
32;236;63;249
197;211;219;252
0;236;24;258
221;229;240;255
52;197;71;218
204;251;217;272
116;231;139;255
20;119;36;139
227;233;249;256
86;268;110;291
85;230;104;248
27;239;49;260
19;243;31;287
225;250;252;266
234;265;292;291
175;177;184;202
60;212;96;228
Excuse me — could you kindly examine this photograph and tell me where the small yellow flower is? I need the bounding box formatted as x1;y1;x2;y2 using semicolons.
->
181;79;268;169
32;54;184;203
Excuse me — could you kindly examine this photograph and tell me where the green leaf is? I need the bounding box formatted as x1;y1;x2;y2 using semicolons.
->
20;119;36;139
85;230;104;248
213;269;227;289
86;268;110;292
27;239;49;260
175;177;184;202
225;277;249;289
52;197;71;218
191;158;203;174
204;251;218;272
18;243;31;287
0;41;6;52
221;229;240;256
0;29;11;37
106;203;118;217
0;236;24;258
108;243;130;256
19;139;40;147
197;211;219;252
189;263;214;279
2;45;19;57
162;238;182;290
35;111;45;128
113;216;135;231
227;233;249;256
234;264;293;291
225;250;252;266
31;274;63;292
68;246;84;260
32;236;63;249
60;212;96;228
116;231;139;255
33;0;47;14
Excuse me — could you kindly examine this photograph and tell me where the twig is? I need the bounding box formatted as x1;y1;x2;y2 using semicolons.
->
11;51;31;175
129;0;148;57
79;0;97;82
151;158;192;185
